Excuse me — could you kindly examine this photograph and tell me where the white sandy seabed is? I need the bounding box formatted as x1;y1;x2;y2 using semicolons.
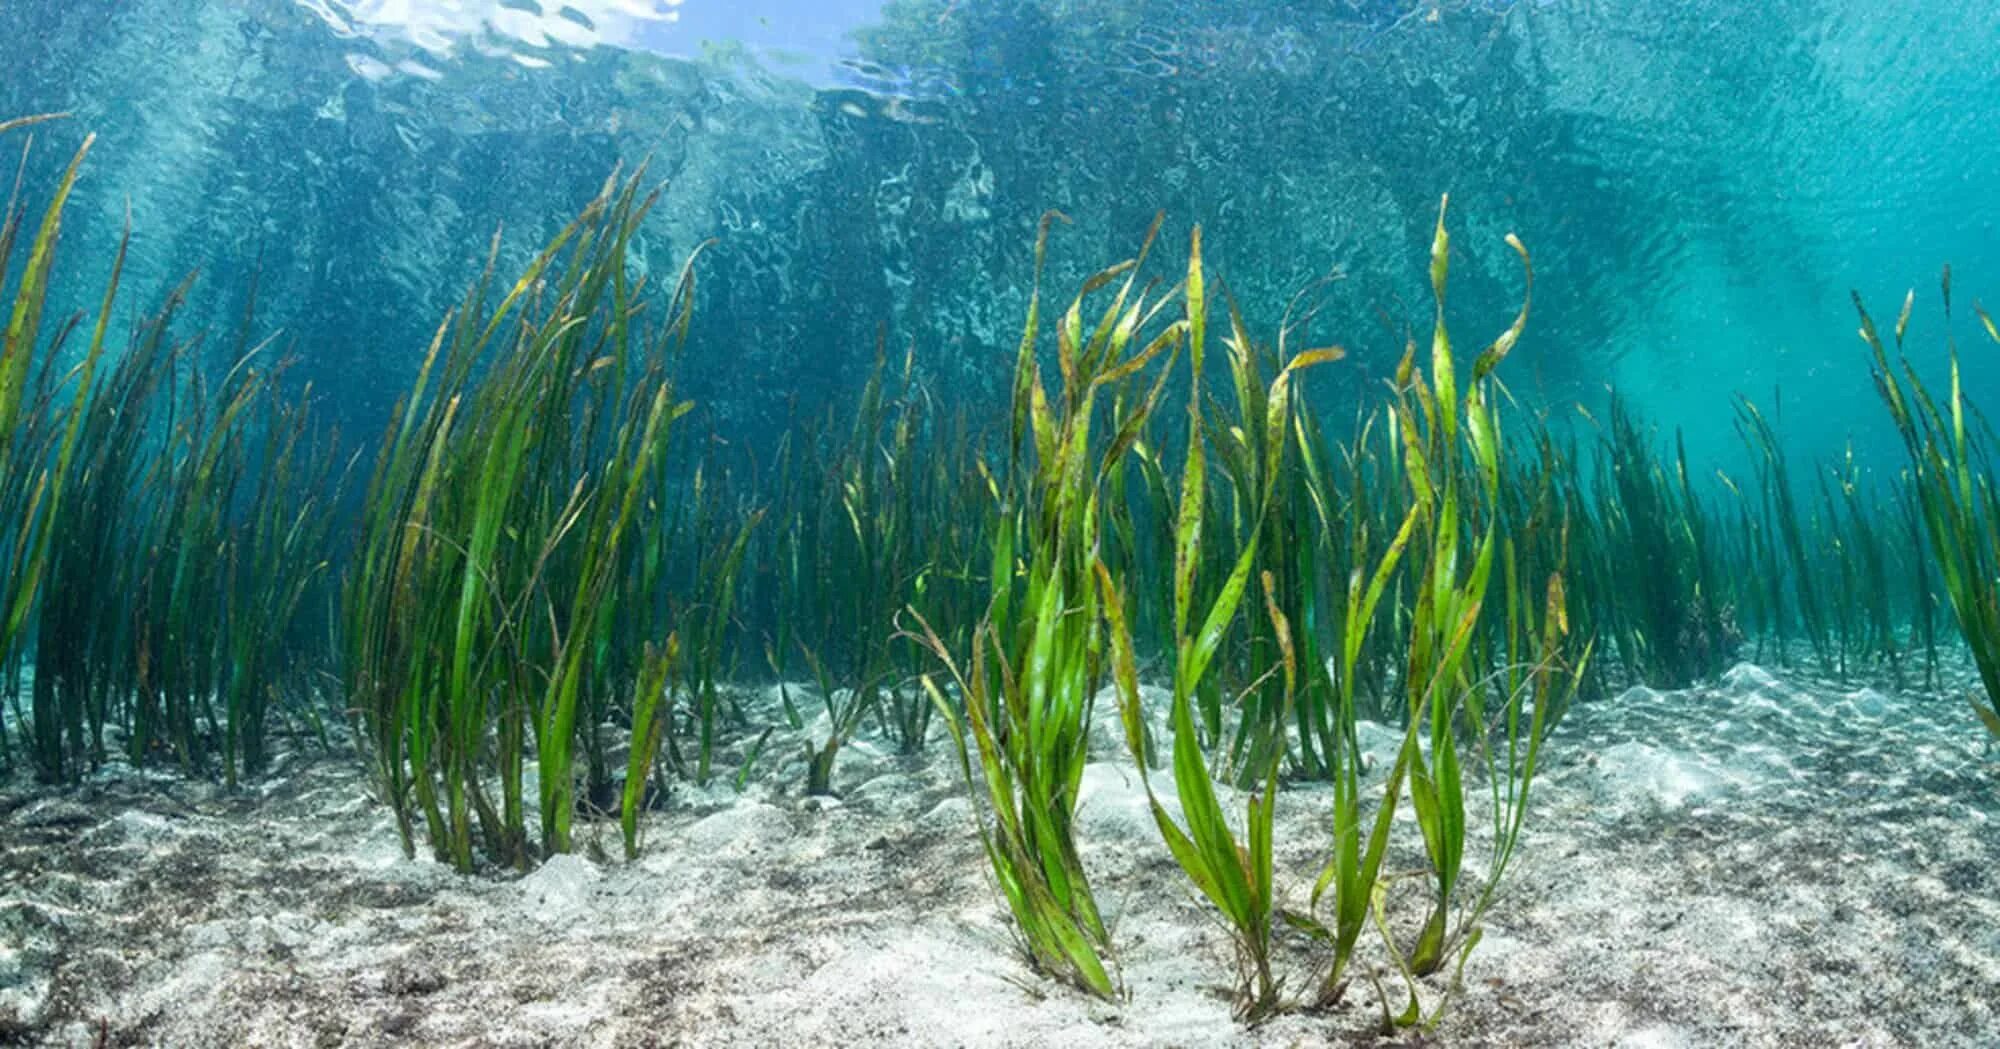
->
3;661;1998;1048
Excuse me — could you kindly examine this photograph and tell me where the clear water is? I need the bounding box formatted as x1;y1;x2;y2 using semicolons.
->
8;0;1998;469
6;6;2000;1043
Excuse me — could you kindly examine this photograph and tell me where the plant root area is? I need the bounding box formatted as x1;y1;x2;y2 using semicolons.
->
3;663;1997;1048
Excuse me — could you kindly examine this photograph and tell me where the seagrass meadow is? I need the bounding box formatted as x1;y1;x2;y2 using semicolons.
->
4;3;2000;1047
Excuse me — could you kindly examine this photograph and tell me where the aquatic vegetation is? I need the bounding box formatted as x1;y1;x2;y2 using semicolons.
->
1582;399;1740;687
1387;208;1520;991
184;361;340;784
18;0;2000;1038
1097;225;1339;1020
1894;469;1946;691
32;285;339;786
36;294;184;781
1285;205;1582;1029
764;341;984;795
623;463;760;797
1858;276;2000;738
0;120;101;779
1817;446;1912;682
620;636;678;859
1735;395;1838;672
343;170;703;870
0;117;335;787
1077;204;1578;1026
1199;299;1347;786
911;213;1183;999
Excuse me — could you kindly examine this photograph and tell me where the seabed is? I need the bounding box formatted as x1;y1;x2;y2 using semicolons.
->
4;662;1995;1048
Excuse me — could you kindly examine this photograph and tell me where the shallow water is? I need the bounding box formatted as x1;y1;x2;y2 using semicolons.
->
7;3;2000;1046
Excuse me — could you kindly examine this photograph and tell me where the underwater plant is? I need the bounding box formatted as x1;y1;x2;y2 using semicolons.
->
767;340;973;796
1078;203;1577;1027
1;117;342;786
1585;399;1740;687
1858;274;2000;739
910;212;1183;999
33;284;182;781
1097;224;1341;1020
344;169;704;870
1736;395;1836;672
34;289;339;786
661;483;761;792
1818;445;1908;682
1283;202;1583;1030
1394;213;1577;1016
2;119;110;780
620;636;679;859
1197;291;1346;788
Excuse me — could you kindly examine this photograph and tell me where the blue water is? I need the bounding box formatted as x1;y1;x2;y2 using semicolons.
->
5;0;2000;469
10;8;2000;1043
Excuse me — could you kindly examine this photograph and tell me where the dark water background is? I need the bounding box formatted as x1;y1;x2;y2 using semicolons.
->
4;0;1998;476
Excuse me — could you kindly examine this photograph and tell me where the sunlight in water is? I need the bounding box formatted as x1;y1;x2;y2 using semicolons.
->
296;0;685;73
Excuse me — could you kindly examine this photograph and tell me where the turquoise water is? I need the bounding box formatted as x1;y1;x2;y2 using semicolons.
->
7;5;2000;1044
7;1;1998;468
